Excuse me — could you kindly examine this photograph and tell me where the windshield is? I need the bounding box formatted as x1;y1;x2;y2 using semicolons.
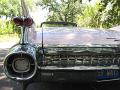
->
27;27;120;47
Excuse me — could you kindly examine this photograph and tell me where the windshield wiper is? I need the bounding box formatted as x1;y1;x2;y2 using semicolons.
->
41;22;77;27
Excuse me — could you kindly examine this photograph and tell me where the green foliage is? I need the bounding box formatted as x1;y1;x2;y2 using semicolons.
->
0;0;120;35
77;0;120;29
38;0;82;22
0;0;21;17
100;0;120;28
76;0;102;28
0;0;37;35
0;19;13;34
0;0;21;35
38;0;120;29
76;0;104;28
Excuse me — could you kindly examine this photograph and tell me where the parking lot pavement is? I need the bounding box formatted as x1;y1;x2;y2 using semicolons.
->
0;48;8;76
0;48;8;61
0;48;12;90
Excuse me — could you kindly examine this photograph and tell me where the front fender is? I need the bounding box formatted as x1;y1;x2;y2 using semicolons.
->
3;44;37;81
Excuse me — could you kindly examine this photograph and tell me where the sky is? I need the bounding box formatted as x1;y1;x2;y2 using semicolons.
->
30;7;48;25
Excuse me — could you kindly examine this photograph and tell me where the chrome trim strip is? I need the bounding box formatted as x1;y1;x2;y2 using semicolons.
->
97;78;120;82
38;66;120;70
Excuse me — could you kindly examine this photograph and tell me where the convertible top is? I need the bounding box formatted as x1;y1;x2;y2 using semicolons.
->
27;27;120;46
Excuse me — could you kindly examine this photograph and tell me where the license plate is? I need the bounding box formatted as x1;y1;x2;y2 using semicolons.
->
97;69;120;80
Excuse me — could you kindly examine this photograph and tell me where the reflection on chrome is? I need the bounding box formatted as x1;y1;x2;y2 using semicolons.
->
4;53;37;80
44;55;120;67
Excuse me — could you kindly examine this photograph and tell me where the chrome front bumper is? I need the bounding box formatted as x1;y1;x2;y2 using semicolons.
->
37;66;120;82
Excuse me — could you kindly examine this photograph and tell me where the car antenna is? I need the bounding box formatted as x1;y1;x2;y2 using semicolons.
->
40;23;45;65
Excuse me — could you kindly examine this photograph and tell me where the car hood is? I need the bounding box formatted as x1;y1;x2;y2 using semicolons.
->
27;27;120;47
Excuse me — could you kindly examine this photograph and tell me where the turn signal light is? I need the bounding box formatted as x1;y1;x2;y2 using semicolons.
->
13;17;33;27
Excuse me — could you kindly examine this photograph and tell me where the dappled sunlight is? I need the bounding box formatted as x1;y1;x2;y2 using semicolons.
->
0;34;19;49
65;33;75;40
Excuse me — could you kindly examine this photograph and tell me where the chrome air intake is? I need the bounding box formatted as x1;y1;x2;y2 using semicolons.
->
44;54;120;66
3;45;37;81
43;47;120;67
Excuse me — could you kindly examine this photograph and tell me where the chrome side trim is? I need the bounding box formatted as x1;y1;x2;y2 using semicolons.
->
97;78;120;82
38;66;120;70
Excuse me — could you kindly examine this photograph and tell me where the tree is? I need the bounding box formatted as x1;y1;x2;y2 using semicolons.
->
77;0;120;29
100;0;120;28
76;0;102;28
0;0;21;18
37;0;82;23
0;0;37;17
0;0;37;35
76;0;104;28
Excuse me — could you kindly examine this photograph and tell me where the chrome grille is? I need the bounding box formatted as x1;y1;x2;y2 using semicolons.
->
44;54;120;66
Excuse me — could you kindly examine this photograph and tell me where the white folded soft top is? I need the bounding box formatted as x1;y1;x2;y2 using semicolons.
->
27;27;120;47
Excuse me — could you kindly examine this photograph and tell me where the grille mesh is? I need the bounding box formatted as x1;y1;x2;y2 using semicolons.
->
44;54;120;66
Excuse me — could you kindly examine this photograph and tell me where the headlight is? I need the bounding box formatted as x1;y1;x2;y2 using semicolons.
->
4;53;37;81
3;45;37;81
12;58;30;73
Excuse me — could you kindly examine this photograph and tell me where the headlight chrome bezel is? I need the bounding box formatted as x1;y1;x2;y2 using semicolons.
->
3;53;37;81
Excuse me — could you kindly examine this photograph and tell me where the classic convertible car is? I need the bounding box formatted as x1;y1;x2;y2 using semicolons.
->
3;17;120;90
